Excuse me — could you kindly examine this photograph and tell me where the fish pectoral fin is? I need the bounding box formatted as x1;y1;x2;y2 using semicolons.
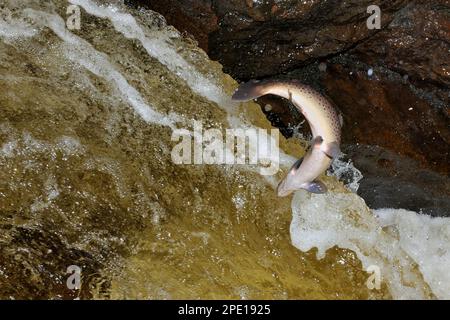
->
290;157;304;174
321;141;340;159
300;180;328;194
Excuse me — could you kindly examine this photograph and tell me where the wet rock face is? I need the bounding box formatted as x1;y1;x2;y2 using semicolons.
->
209;0;408;79
353;1;450;102
321;62;450;174
345;144;450;217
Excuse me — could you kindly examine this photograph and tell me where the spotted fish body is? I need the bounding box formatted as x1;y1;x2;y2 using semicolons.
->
232;79;341;196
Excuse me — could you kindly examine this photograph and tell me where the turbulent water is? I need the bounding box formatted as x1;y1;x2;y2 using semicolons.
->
0;0;448;300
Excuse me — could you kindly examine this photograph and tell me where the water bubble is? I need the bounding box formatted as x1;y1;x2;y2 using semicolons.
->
318;62;327;72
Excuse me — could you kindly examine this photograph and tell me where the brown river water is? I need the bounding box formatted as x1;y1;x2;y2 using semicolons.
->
0;0;448;299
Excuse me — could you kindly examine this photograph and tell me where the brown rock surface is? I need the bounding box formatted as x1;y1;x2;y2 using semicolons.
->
209;0;407;79
322;62;449;174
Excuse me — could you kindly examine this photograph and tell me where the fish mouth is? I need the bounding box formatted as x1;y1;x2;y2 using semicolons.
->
276;179;294;197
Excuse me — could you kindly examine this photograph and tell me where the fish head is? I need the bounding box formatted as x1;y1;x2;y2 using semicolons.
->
276;157;304;197
232;80;267;101
276;178;294;197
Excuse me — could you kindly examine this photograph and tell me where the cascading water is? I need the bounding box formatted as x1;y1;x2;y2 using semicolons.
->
0;0;448;300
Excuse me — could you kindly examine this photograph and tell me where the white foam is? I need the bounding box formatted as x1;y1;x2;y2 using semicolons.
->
0;130;85;159
0;140;18;157
374;208;450;299
0;10;38;40
290;190;450;299
30;175;60;213
55;136;84;156
328;155;363;193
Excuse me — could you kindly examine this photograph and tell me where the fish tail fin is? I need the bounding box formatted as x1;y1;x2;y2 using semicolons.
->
231;80;269;101
300;180;328;194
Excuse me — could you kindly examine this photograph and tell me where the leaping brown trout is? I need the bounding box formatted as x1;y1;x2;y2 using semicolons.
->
232;79;341;197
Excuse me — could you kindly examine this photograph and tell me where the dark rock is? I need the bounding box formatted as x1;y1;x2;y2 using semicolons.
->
345;144;450;217
321;60;450;175
209;0;408;79
0;226;108;299
353;1;450;102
